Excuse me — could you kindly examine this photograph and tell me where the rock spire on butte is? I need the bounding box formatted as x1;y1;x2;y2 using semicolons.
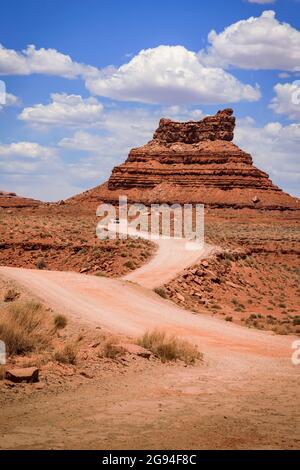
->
71;109;299;210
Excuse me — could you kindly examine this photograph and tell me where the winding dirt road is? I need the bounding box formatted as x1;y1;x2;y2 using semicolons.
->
0;235;299;449
0;266;294;359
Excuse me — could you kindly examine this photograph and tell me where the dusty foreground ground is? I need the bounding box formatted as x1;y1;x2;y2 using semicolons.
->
0;266;299;450
1;352;299;450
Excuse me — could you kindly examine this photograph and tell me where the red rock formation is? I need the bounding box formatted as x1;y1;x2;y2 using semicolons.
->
69;109;299;211
153;108;235;143
0;190;40;208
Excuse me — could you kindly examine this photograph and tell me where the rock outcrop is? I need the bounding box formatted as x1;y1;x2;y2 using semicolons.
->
0;190;40;208
70;109;299;210
153;109;235;143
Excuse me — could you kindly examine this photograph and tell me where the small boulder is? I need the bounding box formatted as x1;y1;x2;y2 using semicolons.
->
194;292;203;298
201;260;209;268
118;343;152;359
6;367;39;383
80;267;89;273
176;293;185;302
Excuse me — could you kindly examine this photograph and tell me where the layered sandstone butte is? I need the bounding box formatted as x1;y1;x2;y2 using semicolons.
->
71;109;299;210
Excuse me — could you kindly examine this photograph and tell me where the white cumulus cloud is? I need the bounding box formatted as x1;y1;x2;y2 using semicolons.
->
85;45;260;105
235;118;300;197
200;11;300;71
0;44;96;78
18;93;104;128
0;141;56;159
270;81;300;120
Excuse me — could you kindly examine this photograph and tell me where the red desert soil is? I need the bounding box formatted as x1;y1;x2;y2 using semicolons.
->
0;203;155;276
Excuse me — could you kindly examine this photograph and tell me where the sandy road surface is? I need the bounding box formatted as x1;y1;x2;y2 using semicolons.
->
0;266;294;358
123;238;216;288
108;222;216;288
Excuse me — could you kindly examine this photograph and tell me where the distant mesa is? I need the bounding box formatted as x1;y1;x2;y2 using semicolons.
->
0;190;17;197
0;190;40;208
72;108;299;211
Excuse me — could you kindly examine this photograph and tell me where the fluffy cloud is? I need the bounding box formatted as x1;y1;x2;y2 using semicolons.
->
200;11;300;71
0;43;261;106
0;92;20;110
18;93;104;128
269;82;300;119
59;131;104;153
0;141;56;159
235;118;300;197
0;44;96;78
86;45;260;105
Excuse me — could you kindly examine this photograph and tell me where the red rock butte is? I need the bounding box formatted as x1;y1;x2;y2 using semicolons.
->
71;109;299;210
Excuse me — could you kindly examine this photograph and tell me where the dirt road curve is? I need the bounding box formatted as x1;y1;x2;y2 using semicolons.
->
0;266;294;358
110;222;217;288
0;237;299;450
123;238;216;288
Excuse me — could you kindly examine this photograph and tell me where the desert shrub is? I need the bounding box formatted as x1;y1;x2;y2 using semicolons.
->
102;337;124;359
138;330;202;365
95;271;107;277
124;260;136;270
154;287;167;299
36;258;47;270
54;343;77;364
54;314;67;330
0;301;50;356
225;316;233;322
272;325;289;336
4;288;20;303
211;303;222;310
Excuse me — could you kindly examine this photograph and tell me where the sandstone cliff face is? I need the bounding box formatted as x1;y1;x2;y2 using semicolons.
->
72;109;299;210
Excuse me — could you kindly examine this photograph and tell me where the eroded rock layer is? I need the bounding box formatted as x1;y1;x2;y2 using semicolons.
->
71;109;299;210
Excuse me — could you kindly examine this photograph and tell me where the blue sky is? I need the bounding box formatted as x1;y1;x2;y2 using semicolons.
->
0;0;300;200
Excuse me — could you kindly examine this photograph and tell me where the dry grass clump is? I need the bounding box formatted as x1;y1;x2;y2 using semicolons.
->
102;337;124;359
4;288;20;303
154;287;168;299
54;343;77;364
124;260;136;270
138;330;202;365
36;258;47;270
0;301;51;356
54;314;67;330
